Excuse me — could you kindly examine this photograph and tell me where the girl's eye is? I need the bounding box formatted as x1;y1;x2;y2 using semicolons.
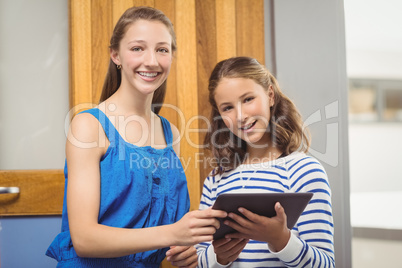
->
158;48;169;53
244;97;254;103
131;47;142;52
222;106;233;112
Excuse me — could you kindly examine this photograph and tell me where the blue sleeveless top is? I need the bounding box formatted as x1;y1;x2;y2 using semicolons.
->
46;108;190;267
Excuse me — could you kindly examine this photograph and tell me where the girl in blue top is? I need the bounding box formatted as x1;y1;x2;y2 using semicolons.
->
46;6;226;268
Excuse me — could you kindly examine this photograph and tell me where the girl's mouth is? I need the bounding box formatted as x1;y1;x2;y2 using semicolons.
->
240;120;257;131
138;71;159;79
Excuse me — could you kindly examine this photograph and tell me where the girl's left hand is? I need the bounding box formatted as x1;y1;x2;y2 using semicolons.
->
224;202;291;252
166;246;197;268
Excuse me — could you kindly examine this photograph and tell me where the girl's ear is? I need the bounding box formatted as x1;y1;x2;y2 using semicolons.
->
110;48;121;66
268;85;275;107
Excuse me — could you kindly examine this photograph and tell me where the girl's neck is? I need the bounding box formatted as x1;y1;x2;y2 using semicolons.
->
107;86;154;117
244;144;283;164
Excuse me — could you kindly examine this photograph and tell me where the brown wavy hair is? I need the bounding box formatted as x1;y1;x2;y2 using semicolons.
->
205;56;310;173
99;6;177;114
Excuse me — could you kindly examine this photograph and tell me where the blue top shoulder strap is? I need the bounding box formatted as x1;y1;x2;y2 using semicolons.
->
159;115;173;146
79;108;118;147
80;108;173;148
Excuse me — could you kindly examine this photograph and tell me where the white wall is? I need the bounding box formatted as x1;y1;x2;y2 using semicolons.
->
265;1;352;267
0;0;69;170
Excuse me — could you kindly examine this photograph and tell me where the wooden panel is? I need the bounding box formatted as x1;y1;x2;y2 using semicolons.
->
215;0;236;62
133;0;154;6
195;0;217;190
113;0;135;26
235;0;265;64
91;0;113;104
70;0;92;108
156;0;178;128
0;170;64;216
175;0;200;210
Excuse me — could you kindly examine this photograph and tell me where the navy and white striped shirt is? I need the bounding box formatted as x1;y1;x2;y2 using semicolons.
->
196;152;335;267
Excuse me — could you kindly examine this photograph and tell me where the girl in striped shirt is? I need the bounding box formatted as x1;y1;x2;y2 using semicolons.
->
195;56;335;267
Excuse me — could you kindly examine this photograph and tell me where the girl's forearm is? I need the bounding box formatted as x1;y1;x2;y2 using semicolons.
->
71;223;175;258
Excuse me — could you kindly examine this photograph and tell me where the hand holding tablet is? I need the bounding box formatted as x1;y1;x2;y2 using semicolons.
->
212;192;313;240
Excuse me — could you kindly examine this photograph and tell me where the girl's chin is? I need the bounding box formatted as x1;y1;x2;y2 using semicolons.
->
241;135;270;147
135;83;164;94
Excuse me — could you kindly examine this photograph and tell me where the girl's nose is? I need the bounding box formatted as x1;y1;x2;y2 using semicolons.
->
144;50;158;67
236;103;247;123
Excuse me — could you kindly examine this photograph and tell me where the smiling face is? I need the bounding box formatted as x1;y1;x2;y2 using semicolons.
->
111;19;172;96
214;77;275;147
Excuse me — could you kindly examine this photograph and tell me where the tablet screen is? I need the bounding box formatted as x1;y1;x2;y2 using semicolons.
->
211;192;313;240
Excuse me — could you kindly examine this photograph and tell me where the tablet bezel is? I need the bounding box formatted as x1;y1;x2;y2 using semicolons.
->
211;192;313;240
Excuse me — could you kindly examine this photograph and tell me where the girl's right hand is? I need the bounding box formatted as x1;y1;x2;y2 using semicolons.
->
212;238;249;265
172;208;227;246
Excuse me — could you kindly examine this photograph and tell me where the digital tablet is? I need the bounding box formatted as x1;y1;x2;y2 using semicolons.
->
212;192;313;240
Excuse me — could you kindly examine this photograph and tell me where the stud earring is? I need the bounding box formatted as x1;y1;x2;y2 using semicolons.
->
117;65;122;70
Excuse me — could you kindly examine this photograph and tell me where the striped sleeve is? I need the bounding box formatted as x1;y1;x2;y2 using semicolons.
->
271;156;335;267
